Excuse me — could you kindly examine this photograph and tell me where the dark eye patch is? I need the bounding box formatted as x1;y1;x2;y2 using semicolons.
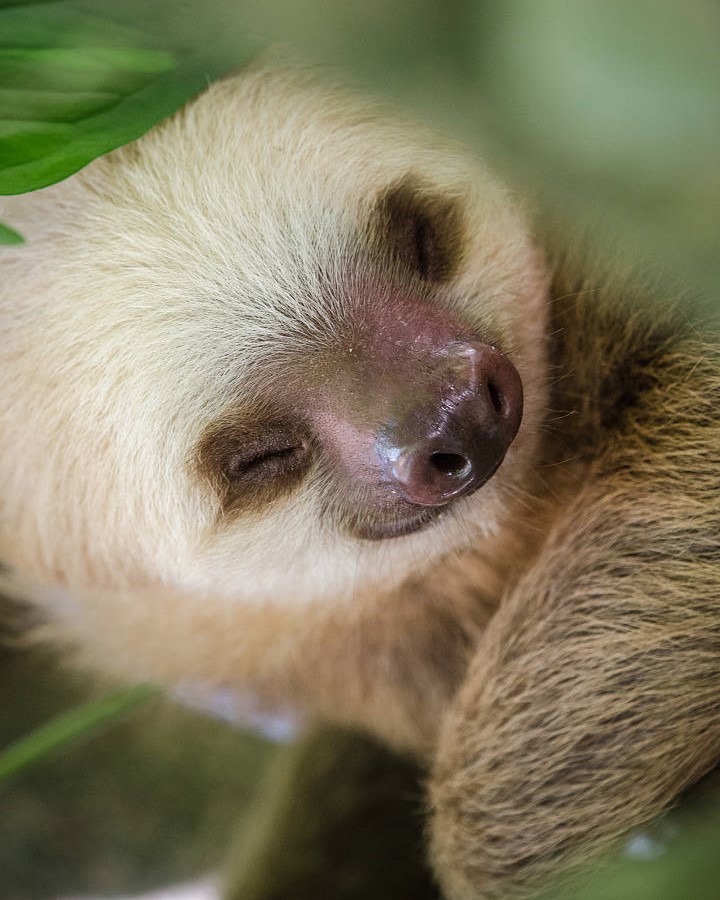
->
372;176;465;283
225;439;309;484
194;411;312;517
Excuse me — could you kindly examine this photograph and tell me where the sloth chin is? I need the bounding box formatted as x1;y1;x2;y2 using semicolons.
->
351;505;444;541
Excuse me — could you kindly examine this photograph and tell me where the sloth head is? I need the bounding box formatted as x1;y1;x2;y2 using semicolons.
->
0;66;548;607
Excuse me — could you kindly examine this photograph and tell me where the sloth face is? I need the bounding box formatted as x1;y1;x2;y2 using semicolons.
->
0;67;549;606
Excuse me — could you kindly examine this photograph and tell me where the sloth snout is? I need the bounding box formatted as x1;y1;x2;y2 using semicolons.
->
376;342;523;507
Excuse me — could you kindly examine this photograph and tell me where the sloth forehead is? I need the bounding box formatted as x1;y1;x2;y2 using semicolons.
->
3;66;538;416
62;87;472;346
72;67;507;304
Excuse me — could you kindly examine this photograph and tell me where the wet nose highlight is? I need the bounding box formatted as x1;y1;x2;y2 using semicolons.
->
377;342;523;507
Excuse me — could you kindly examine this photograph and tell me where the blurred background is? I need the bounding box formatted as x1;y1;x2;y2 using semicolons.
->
240;0;720;304
1;1;719;898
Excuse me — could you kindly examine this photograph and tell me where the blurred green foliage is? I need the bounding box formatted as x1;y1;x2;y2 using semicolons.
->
539;776;720;900
0;0;256;196
240;0;720;304
0;219;22;242
1;1;718;297
0;683;155;780
0;638;273;898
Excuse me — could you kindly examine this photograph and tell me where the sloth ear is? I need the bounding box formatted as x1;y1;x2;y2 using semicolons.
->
371;176;466;283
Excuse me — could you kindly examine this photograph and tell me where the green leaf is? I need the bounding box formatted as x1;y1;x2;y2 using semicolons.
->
0;0;259;194
0;220;23;243
0;684;157;780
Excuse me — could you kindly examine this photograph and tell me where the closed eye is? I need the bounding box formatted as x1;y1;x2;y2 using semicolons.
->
372;175;465;283
226;442;309;484
195;415;312;516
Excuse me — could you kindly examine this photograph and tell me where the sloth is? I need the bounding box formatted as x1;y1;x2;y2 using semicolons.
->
1;64;719;898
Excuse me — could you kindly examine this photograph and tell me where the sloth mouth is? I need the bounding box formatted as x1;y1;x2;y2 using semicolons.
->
350;505;443;541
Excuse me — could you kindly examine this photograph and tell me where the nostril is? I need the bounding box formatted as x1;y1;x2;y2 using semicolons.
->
487;378;503;415
429;451;471;480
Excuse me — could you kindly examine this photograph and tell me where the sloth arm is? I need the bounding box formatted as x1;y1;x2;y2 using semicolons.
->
429;443;720;900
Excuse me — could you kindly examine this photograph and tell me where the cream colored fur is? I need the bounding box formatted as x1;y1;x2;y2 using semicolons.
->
0;66;547;603
1;65;718;898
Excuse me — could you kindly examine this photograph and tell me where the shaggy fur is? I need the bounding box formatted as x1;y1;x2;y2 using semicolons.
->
1;64;718;898
430;261;720;897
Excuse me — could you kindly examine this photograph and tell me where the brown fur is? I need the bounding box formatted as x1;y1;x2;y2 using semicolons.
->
429;257;720;897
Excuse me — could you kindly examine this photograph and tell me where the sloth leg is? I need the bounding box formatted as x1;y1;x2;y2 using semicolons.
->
429;480;720;900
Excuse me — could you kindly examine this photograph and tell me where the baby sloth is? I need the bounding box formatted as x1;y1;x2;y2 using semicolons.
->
1;65;719;898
